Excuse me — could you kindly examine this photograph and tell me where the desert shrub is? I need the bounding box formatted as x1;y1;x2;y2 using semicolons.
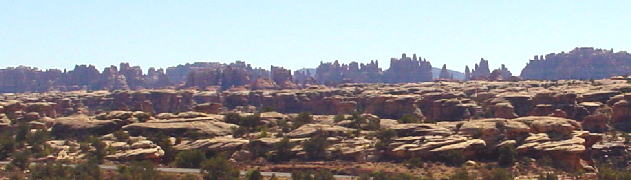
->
225;113;261;129
231;126;248;138
398;114;420;124
73;158;101;180
242;113;262;130
224;113;241;124
115;161;163;180
498;144;517;167
537;172;558;180
261;106;275;112
597;165;631;180
374;128;397;150
27;130;51;157
480;168;513;180
290;170;334;180
180;174;199;180
270;137;295;162
10;150;30;170
29;162;74;180
439;150;466;166
303;131;329;160
334;114;345;122
246;169;263;180
450;168;472;180
175;149;206;168
200;155;239;180
371;171;430;180
113;130;130;141
248;140;268;159
366;117;381;130
291;170;311;180
313;170;335;180
87;137;107;163
405;157;424;168
15;122;30;145
277;119;291;133
148;133;176;163
0;132;16;160
292;112;314;129
547;131;571;141
349;111;367;129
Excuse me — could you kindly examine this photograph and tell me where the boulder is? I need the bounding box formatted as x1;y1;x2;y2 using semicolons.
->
106;147;164;161
174;137;248;152
493;103;518;119
286;124;351;138
51;115;123;138
193;103;222;114
123;117;236;137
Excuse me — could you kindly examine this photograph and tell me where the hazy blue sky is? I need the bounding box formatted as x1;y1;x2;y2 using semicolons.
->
2;1;631;74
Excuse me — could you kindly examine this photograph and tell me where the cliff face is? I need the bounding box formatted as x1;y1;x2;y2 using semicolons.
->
469;58;491;80
0;64;173;93
520;47;631;80
464;59;513;81
0;53;436;93
315;53;433;85
384;53;433;83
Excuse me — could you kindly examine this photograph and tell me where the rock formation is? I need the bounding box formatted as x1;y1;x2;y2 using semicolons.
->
464;59;513;81
438;64;452;79
469;58;491;80
384;53;433;83
520;47;631;80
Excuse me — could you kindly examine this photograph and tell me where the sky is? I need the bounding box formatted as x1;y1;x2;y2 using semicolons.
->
2;1;631;74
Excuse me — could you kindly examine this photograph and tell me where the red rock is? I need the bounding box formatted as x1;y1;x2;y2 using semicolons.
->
520;47;631;80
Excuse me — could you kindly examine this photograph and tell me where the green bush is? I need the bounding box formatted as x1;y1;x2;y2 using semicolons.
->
537;172;558;180
371;171;430;180
116;161;161;180
597;165;631;180
246;169;263;180
88;137;107;163
15;122;30;145
225;113;262;131
375;129;397;150
333;114;345;123
175;150;207;168
398;114;420;124
180;174;199;180
293;112;314;129
224;113;242;125
449;168;472;180
200;155;240;180
405;157;424;168
29;162;74;180
149;133;176;163
349;111;367;129
439;150;466;166
303;131;329;160
248;140;268;159
73;158;102;180
113;130;130;141
10;150;30;171
498;144;516;167
480;168;513;180
270;137;295;162
290;170;335;180
366;117;381;130
0;132;16;160
27;130;51;157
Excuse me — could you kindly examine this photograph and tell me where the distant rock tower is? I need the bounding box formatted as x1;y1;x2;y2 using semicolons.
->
439;64;452;79
464;66;471;81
